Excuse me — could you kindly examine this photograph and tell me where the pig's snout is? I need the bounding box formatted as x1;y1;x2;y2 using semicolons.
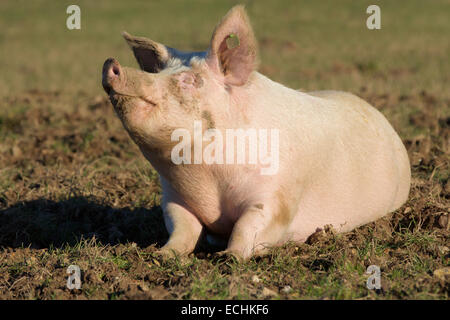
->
102;58;122;94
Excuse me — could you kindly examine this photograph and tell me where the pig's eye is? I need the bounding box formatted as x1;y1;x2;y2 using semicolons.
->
141;96;157;107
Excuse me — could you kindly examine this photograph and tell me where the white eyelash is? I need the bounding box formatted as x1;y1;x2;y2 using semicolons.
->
189;56;206;67
160;58;190;75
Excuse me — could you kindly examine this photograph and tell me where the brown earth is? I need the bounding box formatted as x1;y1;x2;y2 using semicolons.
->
0;87;448;300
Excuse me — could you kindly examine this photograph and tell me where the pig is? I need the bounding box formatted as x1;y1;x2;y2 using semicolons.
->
101;5;411;260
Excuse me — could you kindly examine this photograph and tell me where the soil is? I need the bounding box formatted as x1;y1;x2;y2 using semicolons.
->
0;88;448;299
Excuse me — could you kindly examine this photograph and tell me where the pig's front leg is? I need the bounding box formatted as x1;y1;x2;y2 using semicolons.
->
225;202;290;260
159;182;204;256
159;202;204;256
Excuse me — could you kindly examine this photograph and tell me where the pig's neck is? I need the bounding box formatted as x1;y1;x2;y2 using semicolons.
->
228;71;313;125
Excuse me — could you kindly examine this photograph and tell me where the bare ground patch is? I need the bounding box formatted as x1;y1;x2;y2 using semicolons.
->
0;89;448;299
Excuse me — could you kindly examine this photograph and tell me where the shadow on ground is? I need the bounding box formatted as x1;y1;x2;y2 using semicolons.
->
0;197;169;249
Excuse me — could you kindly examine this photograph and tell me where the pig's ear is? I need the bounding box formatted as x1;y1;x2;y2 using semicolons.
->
206;5;258;86
122;31;169;73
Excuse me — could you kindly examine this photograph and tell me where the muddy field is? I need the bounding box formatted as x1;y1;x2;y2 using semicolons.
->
0;0;449;299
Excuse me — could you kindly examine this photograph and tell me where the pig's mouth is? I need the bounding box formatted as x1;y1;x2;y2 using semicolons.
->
110;90;157;106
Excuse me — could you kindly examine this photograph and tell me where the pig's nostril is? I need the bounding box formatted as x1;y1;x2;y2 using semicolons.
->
112;65;120;76
102;58;122;94
108;65;120;79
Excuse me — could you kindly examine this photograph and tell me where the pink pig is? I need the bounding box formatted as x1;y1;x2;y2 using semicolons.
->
101;5;411;260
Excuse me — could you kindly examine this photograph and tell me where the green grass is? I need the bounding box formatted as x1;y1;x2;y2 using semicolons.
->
0;0;449;98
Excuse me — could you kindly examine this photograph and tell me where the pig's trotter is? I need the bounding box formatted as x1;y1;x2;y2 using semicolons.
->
211;250;241;263
159;202;204;255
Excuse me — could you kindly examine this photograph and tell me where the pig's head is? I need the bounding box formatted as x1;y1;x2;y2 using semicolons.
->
102;5;258;163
